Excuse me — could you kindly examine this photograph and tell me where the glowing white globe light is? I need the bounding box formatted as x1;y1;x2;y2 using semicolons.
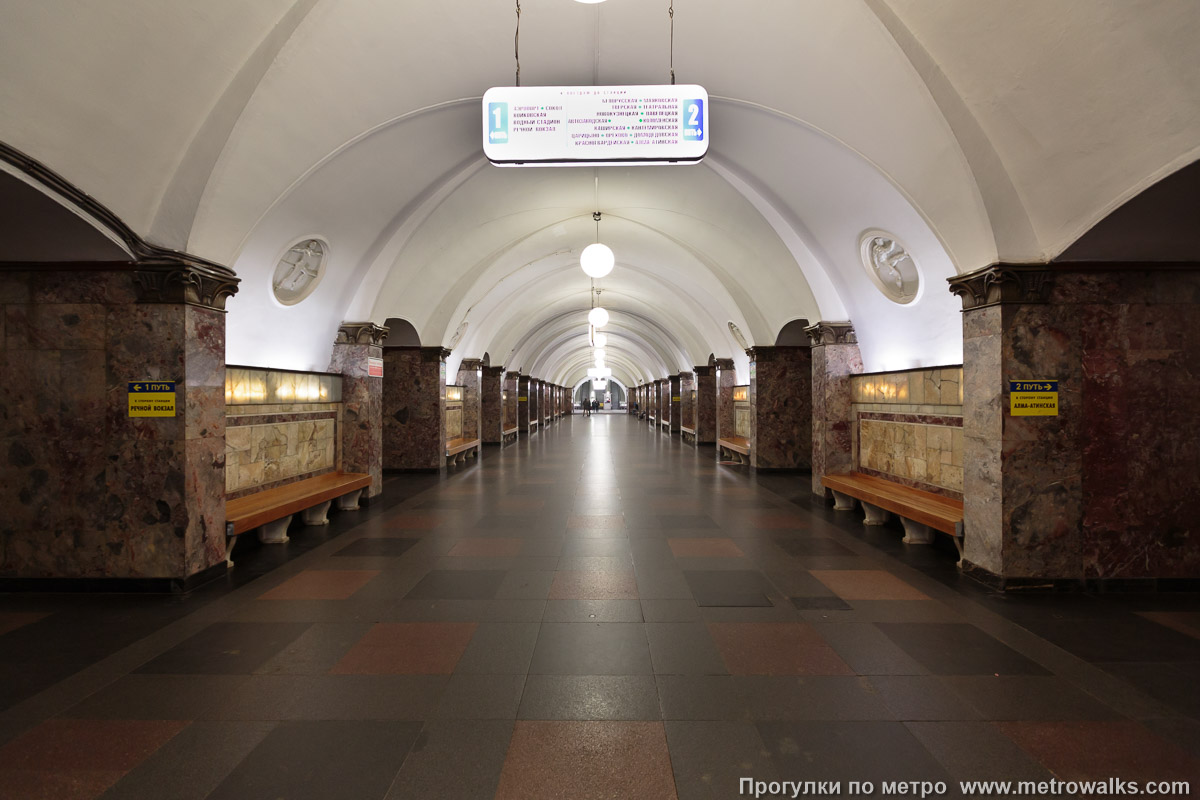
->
594;355;605;368
592;332;607;348
588;306;609;328
580;243;615;278
593;348;606;360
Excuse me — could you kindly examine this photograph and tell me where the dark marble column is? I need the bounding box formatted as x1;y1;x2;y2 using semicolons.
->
504;371;520;436
382;346;447;472
680;371;696;430
747;346;813;470
1;260;238;586
482;366;505;444
518;375;533;433
530;379;541;429
329;322;388;498
668;374;682;433
805;322;862;497
949;264;1200;584
542;381;551;426
457;359;482;439
693;366;716;444
715;358;737;443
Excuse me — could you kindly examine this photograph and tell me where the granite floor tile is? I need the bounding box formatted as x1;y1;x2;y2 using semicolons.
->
814;622;929;675
656;675;748;721
636;569;696;601
384;720;514;800
253;622;374;675
494;721;677;800
65;674;249;720
528;623;653;675
810;569;931;601
435;674;527;719
876;623;1051;676
548;570;639;600
331;622;478;674
645;623;728;675
996;720;1200;783
757;720;954;785
135;623;312;675
773;537;856;558
867;676;981;720
205;720;421;800
517;675;660;720
905;720;1055;785
333;538;420;558
98;720;276;800
543;599;644;623
561;538;632;557
663;720;780;799
403;569;507;600
0;611;49;637
567;515;625;529
258;570;381;600
447;537;523;557
453;622;541;674
496;570;556;600
708;622;853;676
641;599;704;623
733;675;893;721
684;570;774;607
668;538;745;558
942;676;1122;720
386;514;444;530
281;675;448;720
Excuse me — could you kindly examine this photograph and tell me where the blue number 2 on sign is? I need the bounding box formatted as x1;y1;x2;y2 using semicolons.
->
682;99;704;140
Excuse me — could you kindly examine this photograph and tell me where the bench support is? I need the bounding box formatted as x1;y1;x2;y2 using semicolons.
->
257;515;292;544
225;523;239;567
901;518;935;545
830;489;856;512
861;501;891;526
302;500;332;526
337;489;363;511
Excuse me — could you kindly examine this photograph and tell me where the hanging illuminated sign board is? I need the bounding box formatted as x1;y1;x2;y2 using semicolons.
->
483;85;709;166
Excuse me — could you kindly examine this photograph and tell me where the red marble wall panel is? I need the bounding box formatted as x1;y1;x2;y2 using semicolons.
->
382;347;445;471
748;346;812;470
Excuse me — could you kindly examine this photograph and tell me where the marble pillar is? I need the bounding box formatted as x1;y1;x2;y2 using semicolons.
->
518;375;533;432
680;371;696;430
715;358;737;443
668;374;682;433
693;365;716;444
457;359;482;439
1;261;237;586
482;366;505;444
747;346;813;470
382;346;447;472
504;371;520;435
950;264;1200;584
805;322;863;496
530;379;541;428
542;381;551;425
329;322;387;498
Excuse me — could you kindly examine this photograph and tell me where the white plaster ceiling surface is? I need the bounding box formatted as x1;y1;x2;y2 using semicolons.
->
2;1;1197;381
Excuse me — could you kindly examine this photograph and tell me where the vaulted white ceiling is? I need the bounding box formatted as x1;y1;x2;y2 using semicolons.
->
2;0;1197;385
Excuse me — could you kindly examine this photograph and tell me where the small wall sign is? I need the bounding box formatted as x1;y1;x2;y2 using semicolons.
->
1009;380;1058;416
128;382;176;417
368;357;384;378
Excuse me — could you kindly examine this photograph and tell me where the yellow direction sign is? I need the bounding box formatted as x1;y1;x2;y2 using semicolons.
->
128;381;177;417
1009;380;1058;416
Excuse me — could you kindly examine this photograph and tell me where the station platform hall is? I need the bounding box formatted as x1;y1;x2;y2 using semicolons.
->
2;1;1200;798
0;415;1197;799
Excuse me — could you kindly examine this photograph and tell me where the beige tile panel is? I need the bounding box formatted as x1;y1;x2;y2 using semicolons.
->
857;419;963;493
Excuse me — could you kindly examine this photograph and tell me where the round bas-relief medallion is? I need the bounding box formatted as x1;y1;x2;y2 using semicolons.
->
271;238;328;305
859;231;920;305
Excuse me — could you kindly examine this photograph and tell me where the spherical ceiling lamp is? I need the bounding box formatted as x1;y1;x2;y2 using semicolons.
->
588;306;609;329
592;332;607;348
580;243;614;278
593;348;606;361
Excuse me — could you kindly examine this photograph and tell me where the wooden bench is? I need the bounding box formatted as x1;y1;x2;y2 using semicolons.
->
224;472;371;566
823;472;964;564
680;425;696;444
718;436;750;464
446;436;481;465
502;426;518;445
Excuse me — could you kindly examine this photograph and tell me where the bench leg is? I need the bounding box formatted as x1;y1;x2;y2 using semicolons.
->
861;501;891;526
951;535;965;569
257;515;292;544
302;500;332;526
225;535;239;567
337;489;363;511
830;490;856;512
901;518;935;545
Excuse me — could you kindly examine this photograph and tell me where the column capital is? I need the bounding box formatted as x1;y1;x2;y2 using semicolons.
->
746;345;808;362
804;321;857;346
459;358;484;370
485;365;507;377
420;346;451;362
947;264;1053;311
134;258;240;311
713;358;735;371
693;365;714;377
335;321;389;347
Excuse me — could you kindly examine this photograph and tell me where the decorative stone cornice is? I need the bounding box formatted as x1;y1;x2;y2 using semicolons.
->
693;365;714;377
746;345;809;362
804;321;857;346
134;259;240;311
505;370;521;381
335;322;389;347
947;264;1053;311
419;346;452;362
713;358;735;370
484;365;507;376
459;358;484;371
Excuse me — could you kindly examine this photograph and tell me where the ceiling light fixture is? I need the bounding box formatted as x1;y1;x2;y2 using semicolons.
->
588;286;609;329
580;212;614;278
592;332;607;348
